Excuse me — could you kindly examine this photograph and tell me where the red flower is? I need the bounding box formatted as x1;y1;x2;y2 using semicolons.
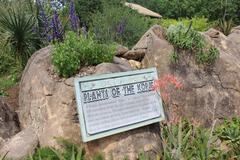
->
152;74;183;102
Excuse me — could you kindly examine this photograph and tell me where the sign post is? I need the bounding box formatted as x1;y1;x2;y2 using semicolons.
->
74;68;165;142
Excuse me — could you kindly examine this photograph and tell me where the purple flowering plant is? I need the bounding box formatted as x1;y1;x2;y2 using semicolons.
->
50;10;64;42
69;0;80;32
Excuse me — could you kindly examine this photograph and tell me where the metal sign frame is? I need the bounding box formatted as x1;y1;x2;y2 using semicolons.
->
74;67;165;142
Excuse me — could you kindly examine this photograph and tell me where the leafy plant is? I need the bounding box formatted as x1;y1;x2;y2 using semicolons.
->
166;23;219;65
196;47;220;65
0;2;42;66
52;31;115;77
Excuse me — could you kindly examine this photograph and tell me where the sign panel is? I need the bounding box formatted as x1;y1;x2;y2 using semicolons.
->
74;68;165;142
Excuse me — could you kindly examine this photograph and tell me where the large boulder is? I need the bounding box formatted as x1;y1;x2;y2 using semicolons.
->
141;25;240;126
122;25;164;61
18;46;162;159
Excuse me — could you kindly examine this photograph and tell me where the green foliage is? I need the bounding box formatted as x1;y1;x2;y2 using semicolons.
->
92;153;105;160
28;139;85;160
160;120;221;160
138;152;150;160
166;23;219;65
215;117;240;156
148;17;212;32
52;31;115;77
27;118;240;160
0;45;22;96
74;0;103;26
129;0;240;25
170;51;179;64
160;17;212;31
0;1;42;66
90;1;149;47
196;47;220;65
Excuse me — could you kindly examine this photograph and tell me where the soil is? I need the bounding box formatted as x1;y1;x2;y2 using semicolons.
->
3;85;19;111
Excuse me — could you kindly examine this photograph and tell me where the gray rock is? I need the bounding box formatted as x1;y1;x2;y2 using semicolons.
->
0;127;38;160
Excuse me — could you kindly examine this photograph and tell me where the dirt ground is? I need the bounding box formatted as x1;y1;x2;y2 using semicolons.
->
3;85;19;111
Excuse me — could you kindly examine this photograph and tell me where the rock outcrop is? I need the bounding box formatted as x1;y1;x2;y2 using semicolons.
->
138;25;240;126
18;46;162;159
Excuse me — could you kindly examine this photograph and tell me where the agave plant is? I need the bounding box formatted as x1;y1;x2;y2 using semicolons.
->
0;2;42;66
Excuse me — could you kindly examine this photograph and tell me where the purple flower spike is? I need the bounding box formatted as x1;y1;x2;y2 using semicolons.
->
69;0;80;32
51;10;64;42
117;19;126;35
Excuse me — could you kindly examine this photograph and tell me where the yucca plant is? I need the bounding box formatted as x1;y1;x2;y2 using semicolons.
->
0;1;42;66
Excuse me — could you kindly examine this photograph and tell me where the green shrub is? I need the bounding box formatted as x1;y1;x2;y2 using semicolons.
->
167;23;205;50
166;23;219;65
74;0;103;26
129;0;240;25
52;31;115;77
90;1;149;47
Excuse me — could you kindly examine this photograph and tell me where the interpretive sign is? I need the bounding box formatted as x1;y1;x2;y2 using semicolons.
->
74;68;165;142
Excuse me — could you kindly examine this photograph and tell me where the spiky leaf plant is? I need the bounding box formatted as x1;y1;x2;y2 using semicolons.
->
0;2;41;66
